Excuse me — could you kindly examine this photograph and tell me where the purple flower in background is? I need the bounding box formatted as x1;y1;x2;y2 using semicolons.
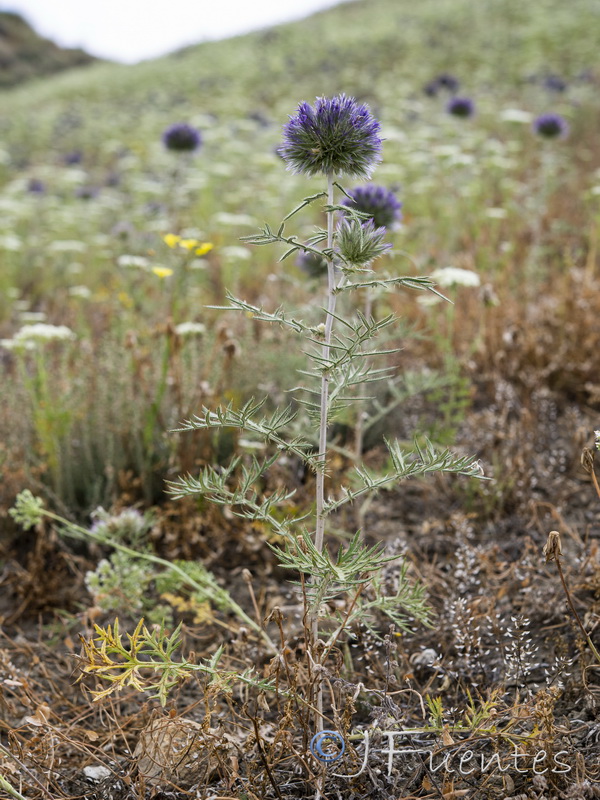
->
297;249;328;278
27;178;45;194
63;150;83;165
248;110;270;127
437;73;460;92
342;184;402;230
75;185;99;200
447;96;475;118
111;221;135;240
424;73;460;96
279;94;382;178
532;112;568;139
542;74;567;93
162;122;202;152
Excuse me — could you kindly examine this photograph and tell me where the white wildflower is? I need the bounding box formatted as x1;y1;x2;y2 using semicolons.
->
13;323;76;343
0;338;35;351
19;311;47;323
220;246;252;261
174;321;206;338
485;207;508;219
48;240;87;253
0;234;22;251
117;254;149;269
500;109;533;124
212;212;257;227
68;285;92;299
238;438;266;451
431;266;481;288
433;145;462;158
417;294;442;308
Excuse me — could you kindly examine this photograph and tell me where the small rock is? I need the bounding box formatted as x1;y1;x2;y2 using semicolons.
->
410;648;439;667
83;765;112;781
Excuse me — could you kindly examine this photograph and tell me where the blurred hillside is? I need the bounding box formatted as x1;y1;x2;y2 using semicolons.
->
0;0;598;514
0;11;96;89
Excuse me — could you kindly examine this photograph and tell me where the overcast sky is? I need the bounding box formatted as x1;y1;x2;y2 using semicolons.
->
1;0;352;63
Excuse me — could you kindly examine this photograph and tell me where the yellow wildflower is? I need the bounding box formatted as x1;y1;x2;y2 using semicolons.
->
179;239;214;256
162;234;213;257
152;267;174;279
162;233;181;249
118;291;134;309
178;238;199;250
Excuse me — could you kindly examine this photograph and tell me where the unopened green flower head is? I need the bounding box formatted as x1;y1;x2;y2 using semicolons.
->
9;490;45;530
336;217;390;268
279;94;383;179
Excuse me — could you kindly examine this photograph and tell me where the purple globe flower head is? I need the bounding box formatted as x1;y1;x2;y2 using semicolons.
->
436;73;460;92
279;94;382;179
105;171;121;187
342;184;402;230
447;96;475;118
424;73;460;96
297;249;328;279
63;150;83;165
162;122;202;153
27;178;45;194
543;74;567;93
532;112;569;140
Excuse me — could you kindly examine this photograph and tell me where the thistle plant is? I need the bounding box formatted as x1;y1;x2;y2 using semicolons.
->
10;96;484;768
168;94;484;728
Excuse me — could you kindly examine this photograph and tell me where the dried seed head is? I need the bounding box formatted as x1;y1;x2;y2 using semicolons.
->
543;530;562;563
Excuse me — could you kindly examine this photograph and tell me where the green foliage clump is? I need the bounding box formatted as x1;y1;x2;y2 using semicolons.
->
85;550;172;626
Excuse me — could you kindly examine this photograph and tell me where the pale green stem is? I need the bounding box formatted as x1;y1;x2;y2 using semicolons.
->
353;287;373;462
315;172;336;553
311;171;336;731
0;774;28;800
